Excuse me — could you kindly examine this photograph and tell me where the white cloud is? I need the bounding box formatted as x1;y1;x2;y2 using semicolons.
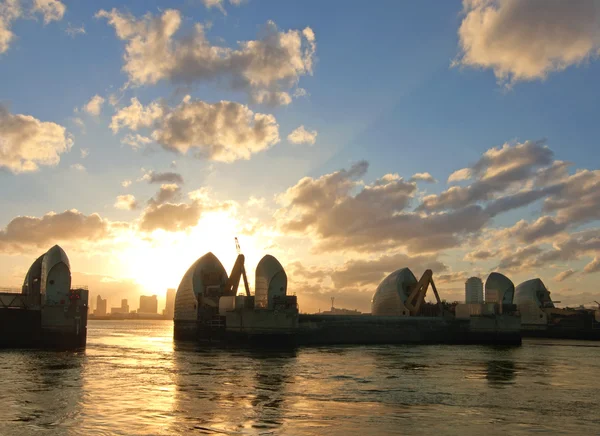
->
121;133;153;149
455;0;600;85
202;0;245;11
293;88;308;98
66;22;85;37
287;125;317;145
70;163;85;171
113;96;280;162
409;172;437;183
0;0;22;54
97;9;316;104
447;168;471;183
121;179;132;188
0;105;73;173
110;98;163;133
83;95;105;116
114;194;138;210
251;90;292;106
1;0;67;54
32;0;66;24
80;148;90;159
71;116;85;132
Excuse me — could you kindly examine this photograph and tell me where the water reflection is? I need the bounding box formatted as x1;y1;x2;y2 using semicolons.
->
170;345;297;434
0;350;85;434
3;324;600;435
485;360;516;386
79;320;177;435
249;349;296;431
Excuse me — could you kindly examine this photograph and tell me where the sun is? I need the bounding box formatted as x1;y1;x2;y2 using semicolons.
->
116;211;265;297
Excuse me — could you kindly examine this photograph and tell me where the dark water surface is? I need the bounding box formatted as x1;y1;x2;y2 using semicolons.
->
1;320;598;435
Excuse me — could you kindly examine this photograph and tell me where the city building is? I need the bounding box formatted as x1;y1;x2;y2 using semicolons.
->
94;295;107;316
139;295;158;314
111;299;129;314
163;289;176;319
465;277;484;303
320;297;361;315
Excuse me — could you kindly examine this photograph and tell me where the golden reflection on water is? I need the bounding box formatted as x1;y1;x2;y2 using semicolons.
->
2;323;600;435
80;320;177;435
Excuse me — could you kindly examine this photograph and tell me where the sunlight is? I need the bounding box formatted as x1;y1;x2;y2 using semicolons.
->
117;211;265;296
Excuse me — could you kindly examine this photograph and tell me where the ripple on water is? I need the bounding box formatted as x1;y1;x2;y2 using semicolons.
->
1;321;599;435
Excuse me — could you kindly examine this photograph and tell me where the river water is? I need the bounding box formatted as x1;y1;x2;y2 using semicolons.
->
0;320;598;435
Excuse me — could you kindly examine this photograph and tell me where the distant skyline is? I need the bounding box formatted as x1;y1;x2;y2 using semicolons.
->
1;0;599;312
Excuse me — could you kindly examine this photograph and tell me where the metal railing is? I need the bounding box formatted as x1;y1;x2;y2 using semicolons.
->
0;293;41;309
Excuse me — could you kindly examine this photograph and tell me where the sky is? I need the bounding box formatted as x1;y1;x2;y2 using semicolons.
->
1;0;599;313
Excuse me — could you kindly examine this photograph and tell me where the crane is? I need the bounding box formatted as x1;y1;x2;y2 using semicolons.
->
223;237;251;297
404;269;444;316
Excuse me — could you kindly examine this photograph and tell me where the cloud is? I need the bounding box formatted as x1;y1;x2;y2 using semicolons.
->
32;0;65;24
421;140;553;212
0;209;111;253
455;0;600;85
554;269;577;282
494;228;600;274
448;168;471;183
497;245;544;271
113;96;280;162
71;117;85;133
502;216;568;244
0;0;21;54
141;170;183;185
584;257;600;274
0;105;73;173
97;9;316;103
409;172;437;183
201;0;244;14
65;22;85;37
1;0;66;54
121;179;132;188
464;249;495;262
436;271;470;284
538;228;600;263
287;125;317;145
542;169;600;226
251;90;292;106
277;161;490;254
148;183;181;205
70;163;85;171
114;194;138;210
80;148;90;159
83;95;105;116
137;184;236;233
110;98;163;133
121;133;153;149
329;252;447;290
139;201;202;232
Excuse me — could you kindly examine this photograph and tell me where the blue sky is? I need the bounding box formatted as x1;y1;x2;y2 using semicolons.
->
1;0;599;312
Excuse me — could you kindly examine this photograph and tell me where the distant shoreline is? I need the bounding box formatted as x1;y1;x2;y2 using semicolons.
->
89;315;173;321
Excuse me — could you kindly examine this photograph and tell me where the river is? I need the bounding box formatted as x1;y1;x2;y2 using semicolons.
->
0;320;598;435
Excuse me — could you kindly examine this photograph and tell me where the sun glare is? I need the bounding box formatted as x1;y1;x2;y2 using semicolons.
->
117;211;264;296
